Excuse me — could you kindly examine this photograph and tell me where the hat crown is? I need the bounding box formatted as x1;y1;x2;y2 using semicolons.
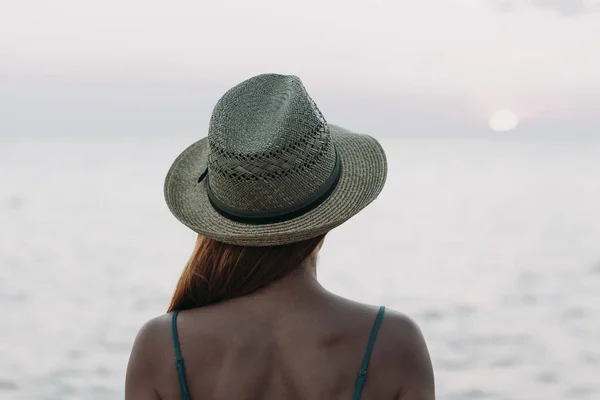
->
206;74;337;215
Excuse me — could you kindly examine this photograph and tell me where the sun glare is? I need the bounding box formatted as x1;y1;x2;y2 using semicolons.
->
489;110;519;132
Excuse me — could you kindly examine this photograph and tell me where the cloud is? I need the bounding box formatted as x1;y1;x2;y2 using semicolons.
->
533;0;600;15
491;0;600;15
491;0;518;13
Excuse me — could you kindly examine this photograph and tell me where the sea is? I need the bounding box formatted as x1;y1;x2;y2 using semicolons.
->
1;135;599;400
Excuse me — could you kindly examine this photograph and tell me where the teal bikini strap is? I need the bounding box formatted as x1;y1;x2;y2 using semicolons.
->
352;306;386;400
171;310;190;400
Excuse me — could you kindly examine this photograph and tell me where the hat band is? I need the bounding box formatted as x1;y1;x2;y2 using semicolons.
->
205;150;341;225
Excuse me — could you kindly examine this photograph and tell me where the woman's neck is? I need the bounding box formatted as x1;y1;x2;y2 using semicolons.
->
228;254;330;311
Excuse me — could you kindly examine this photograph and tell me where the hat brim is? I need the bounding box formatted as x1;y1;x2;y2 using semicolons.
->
164;124;387;246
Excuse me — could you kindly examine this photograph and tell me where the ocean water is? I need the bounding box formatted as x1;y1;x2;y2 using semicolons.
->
1;135;599;400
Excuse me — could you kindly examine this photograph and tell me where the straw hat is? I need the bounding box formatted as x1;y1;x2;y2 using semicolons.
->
164;74;387;246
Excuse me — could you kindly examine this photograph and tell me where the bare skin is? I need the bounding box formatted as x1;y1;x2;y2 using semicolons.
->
126;245;435;400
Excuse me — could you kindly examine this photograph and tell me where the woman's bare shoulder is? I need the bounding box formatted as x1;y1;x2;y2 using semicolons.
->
375;308;436;400
127;313;174;369
380;308;428;348
131;313;173;352
125;313;173;399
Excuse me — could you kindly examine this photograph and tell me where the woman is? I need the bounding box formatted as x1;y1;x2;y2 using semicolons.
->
126;74;435;399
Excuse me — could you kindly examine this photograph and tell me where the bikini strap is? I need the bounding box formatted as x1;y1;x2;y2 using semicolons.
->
171;310;191;400
352;305;386;400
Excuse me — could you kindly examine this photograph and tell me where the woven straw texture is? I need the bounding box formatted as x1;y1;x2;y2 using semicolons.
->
164;74;387;246
207;74;336;212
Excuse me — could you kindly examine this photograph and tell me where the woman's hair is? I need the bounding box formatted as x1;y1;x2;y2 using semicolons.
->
168;234;326;311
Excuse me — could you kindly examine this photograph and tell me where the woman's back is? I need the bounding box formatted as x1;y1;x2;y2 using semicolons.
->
128;282;433;400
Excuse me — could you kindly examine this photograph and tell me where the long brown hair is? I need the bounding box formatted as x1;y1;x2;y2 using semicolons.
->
168;234;326;312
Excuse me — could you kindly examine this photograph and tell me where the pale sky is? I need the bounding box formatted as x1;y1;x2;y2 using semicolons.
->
1;0;599;136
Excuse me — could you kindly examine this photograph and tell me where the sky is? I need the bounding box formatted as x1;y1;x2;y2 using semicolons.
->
1;0;599;137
